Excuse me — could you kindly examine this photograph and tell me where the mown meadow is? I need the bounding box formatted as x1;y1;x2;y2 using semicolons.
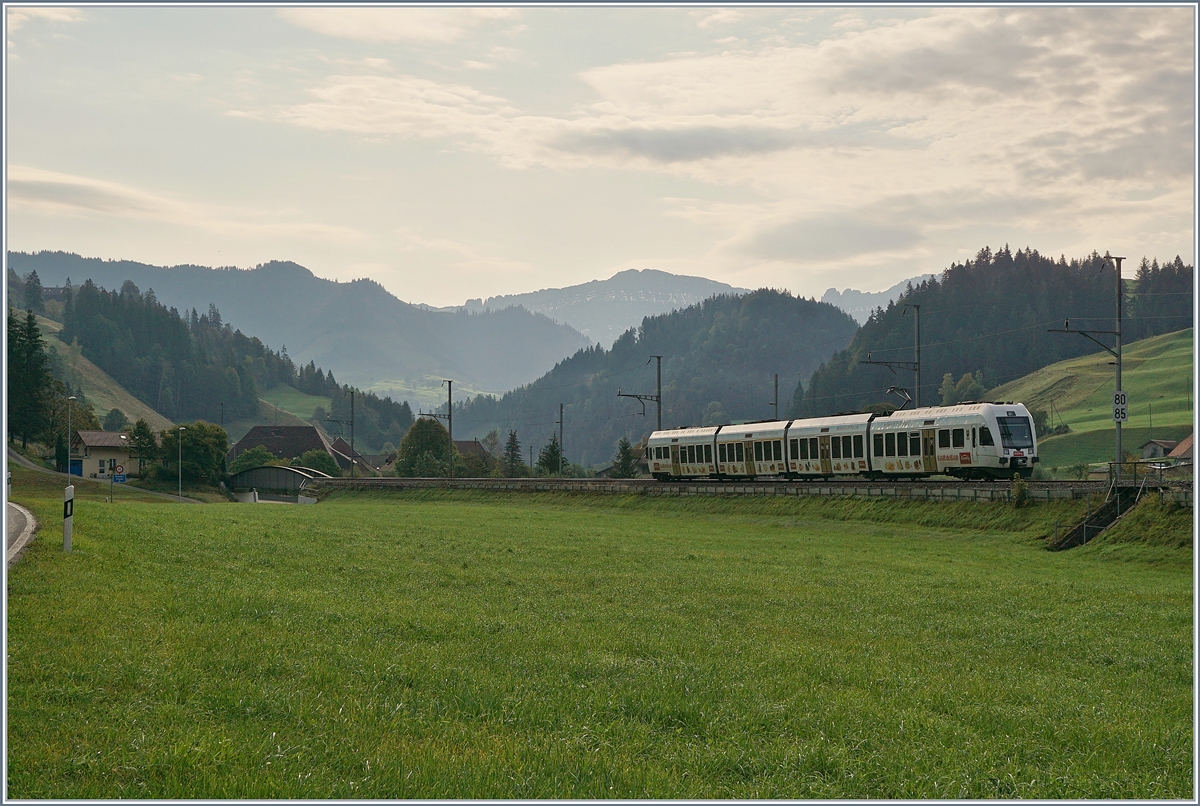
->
5;481;1193;798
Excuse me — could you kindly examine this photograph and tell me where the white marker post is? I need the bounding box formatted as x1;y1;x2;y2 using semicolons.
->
64;484;74;552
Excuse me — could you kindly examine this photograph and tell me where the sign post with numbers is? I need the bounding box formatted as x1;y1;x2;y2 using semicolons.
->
63;484;74;552
1112;391;1128;423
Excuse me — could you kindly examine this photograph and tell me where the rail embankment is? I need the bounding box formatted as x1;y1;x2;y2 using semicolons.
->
305;475;1191;505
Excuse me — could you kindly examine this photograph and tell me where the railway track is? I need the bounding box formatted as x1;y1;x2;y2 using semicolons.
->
304;475;1184;504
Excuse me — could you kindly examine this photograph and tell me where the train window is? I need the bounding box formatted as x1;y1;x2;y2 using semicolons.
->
938;429;950;448
799;439;809;460
773;440;782;461
684;445;692;463
735;443;744;462
972;428;976;448
704;445;712;463
980;426;995;446
718;444;726;463
910;434;921;456
754;442;763;462
790;439;799;460
831;438;841;459
896;433;908;456
809;437;819;458
952;429;965;448
853;434;864;458
885;432;896;456
842;436;852;458
873;433;884;457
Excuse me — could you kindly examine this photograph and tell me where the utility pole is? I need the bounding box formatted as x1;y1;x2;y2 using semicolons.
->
653;355;661;432
860;304;920;407
912;304;921;407
1049;254;1125;483
618;355;663;431
769;373;778;419
557;403;564;477
445;381;452;478
350;389;356;479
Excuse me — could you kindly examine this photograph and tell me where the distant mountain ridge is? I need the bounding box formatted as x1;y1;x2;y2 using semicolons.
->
8;251;591;410
821;275;937;325
458;268;750;346
452;289;858;466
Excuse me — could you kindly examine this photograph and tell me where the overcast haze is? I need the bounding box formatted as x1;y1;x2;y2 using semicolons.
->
5;5;1195;307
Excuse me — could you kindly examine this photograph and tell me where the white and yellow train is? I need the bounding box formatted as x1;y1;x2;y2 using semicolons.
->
646;402;1039;481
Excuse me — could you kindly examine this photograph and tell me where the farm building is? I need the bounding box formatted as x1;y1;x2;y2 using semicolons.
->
1167;433;1193;463
1140;439;1180;459
226;425;349;468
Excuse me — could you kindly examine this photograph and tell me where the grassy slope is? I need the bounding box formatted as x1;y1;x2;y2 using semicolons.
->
27;311;332;445
29;313;174;432
989;329;1194;467
260;385;331;422
6;488;1190;799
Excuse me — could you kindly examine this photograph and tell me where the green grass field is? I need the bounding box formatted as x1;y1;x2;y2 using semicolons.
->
259;385;331;423
5;485;1191;798
990;329;1193;467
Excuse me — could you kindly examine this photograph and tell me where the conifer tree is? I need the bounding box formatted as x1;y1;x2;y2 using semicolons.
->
502;430;524;477
611;437;639;478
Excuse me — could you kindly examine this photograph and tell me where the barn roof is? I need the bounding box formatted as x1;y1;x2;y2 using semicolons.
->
227;425;335;462
1167;433;1193;459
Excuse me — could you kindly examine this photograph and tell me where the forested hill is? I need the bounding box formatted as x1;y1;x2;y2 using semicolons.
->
7;251;590;408
794;246;1194;417
451;290;858;466
56;278;413;452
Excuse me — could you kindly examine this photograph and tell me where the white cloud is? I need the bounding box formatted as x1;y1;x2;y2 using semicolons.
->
228;73;517;140
6;6;85;31
694;9;744;30
277;7;519;44
7;165;365;243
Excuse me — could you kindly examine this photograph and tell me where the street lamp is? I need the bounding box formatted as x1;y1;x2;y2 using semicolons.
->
66;395;76;475
178;425;186;503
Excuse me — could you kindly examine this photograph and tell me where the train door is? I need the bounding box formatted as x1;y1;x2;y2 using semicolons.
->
921;429;937;473
818;436;832;475
745;439;755;477
671;446;681;478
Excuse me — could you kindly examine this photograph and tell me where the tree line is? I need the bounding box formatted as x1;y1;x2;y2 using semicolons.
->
448;289;859;466
793;246;1194;417
43;275;413;454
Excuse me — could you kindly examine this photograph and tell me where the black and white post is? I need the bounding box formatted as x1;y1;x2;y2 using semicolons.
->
177;425;186;503
63;484;74;552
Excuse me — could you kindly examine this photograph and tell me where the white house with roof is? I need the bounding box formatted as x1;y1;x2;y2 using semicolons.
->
70;430;136;478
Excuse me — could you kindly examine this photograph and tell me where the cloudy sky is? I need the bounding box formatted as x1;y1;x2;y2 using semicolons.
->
5;5;1195;306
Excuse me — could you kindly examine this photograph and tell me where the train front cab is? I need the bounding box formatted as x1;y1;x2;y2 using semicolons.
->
878;403;1038;479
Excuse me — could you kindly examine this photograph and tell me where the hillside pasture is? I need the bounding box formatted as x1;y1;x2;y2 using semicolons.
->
259;384;331;423
5;488;1191;799
32;313;174;431
990;329;1193;467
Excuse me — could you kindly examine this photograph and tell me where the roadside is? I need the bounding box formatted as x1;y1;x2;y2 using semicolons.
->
6;446;204;504
7;501;37;566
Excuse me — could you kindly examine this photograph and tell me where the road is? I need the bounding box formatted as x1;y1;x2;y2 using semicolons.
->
7;502;28;551
6;446;203;504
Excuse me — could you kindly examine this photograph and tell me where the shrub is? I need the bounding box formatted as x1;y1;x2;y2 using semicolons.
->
1011;473;1029;508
